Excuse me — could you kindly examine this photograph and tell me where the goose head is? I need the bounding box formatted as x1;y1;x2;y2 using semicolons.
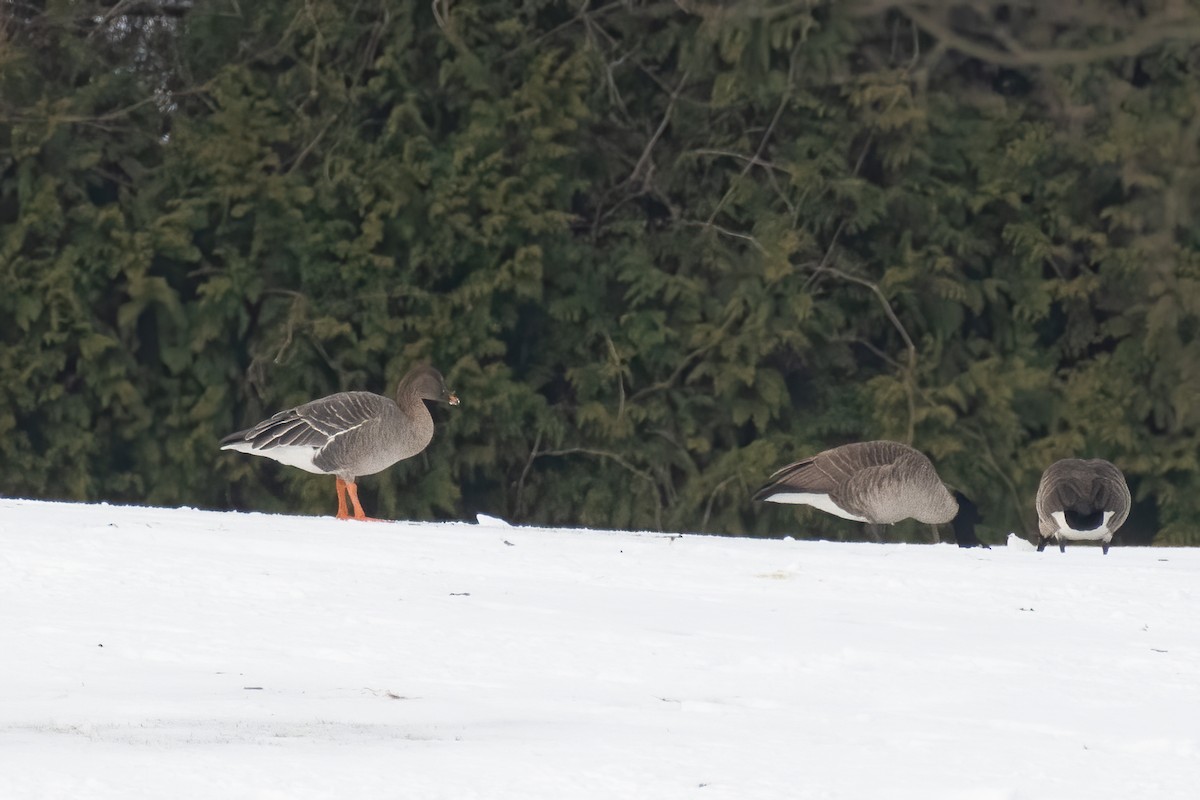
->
398;365;460;406
950;490;987;548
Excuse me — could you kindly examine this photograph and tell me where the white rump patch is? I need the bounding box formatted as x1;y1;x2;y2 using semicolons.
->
1050;510;1114;541
762;492;870;523
221;441;327;475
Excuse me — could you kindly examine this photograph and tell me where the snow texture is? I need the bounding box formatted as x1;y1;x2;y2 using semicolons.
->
2;498;1198;799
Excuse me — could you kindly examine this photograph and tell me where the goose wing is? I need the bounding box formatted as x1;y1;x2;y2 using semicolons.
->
221;392;391;453
1036;462;1071;520
754;442;911;517
1083;459;1131;529
754;456;843;500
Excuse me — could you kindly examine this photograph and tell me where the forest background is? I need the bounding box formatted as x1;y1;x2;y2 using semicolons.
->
4;0;1200;545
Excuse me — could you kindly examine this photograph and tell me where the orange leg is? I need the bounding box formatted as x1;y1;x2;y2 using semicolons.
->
335;477;350;519
344;480;383;522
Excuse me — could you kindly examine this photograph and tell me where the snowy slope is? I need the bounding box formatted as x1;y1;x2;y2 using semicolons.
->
2;498;1198;799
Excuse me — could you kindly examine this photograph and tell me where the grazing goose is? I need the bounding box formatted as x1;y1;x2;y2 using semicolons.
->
1034;458;1130;554
221;365;459;521
753;440;985;547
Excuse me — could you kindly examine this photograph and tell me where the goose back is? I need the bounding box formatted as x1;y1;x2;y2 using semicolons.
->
755;441;958;525
1036;458;1130;539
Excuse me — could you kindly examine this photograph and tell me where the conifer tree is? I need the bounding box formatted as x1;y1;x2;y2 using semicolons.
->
3;1;1200;544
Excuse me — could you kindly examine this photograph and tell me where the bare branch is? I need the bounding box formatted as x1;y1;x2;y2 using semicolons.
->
0;82;213;126
812;264;918;444
836;336;906;370
285;114;338;175
679;219;766;252
501;0;626;63
802;218;847;291
673;0;826;22
706;51;797;226
260;290;307;365
701;474;739;533
687;148;786;173
961;426;1029;532
536;448;664;530
626;69;691;188
628;306;743;403
892;2;1200;68
514;428;544;518
688;148;797;213
431;0;449;30
604;333;627;421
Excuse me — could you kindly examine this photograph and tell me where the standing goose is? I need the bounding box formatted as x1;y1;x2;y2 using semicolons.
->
1034;458;1130;554
753;440;985;547
221;365;459;521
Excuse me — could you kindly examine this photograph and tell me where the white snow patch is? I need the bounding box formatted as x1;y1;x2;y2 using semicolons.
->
1006;532;1038;551
1;498;1198;799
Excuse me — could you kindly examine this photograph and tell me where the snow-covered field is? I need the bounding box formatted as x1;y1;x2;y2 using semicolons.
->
2;497;1197;799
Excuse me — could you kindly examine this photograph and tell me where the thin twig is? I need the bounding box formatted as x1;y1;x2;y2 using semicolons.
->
501;0;625;63
604;334;626;421
836;336;905;370
802;219;847;290
286;115;338;175
687;148;796;215
961;426;1028;533
514;428;544;518
701;474;739;533
1;83;213;126
537;447;663;530
897;2;1200;68
627;69;691;188
814;265;918;444
431;0;449;30
707;49;798;226
679;219;766;252
271;294;305;364
629;306;743;402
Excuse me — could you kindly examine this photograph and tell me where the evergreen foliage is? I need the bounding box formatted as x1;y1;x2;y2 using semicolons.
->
3;0;1200;544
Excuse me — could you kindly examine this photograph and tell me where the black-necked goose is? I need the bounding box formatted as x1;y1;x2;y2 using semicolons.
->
1034;458;1130;554
753;440;984;547
221;365;459;520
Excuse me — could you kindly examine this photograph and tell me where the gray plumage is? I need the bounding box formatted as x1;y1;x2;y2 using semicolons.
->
221;365;458;519
1035;458;1130;554
754;441;957;523
754;440;984;547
